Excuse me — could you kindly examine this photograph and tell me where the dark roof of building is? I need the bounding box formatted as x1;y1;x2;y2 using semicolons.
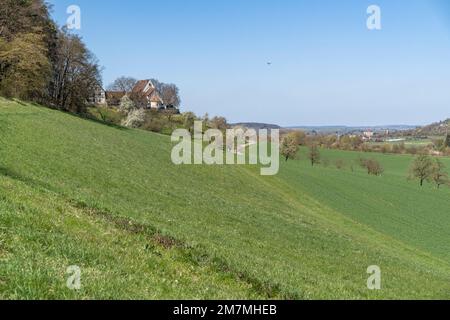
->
105;91;126;100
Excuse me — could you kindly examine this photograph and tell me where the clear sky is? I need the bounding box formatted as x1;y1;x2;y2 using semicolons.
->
48;0;450;126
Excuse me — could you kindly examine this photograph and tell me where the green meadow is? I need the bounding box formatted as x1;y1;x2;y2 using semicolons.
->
1;98;450;299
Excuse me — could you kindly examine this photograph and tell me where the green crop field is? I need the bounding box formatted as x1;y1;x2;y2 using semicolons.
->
1;98;450;299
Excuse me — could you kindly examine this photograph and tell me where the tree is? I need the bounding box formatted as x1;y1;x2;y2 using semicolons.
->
183;112;196;133
358;158;383;176
0;32;51;99
210;116;228;131
430;158;449;189
119;95;135;112
49;29;102;113
290;130;307;146
151;79;181;108
160;83;181;108
0;1;101;112
280;134;299;162
308;144;321;166
409;154;433;186
365;159;384;176
0;0;55;42
0;0;58;102
445;134;450;148
108;76;137;93
122;109;146;128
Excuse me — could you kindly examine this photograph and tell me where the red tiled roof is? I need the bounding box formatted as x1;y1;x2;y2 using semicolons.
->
132;80;150;94
131;80;163;103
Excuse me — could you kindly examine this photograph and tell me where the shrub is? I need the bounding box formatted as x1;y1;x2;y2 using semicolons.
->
359;158;384;176
119;95;135;112
366;159;384;176
280;134;299;161
122;109;146;128
89;106;124;125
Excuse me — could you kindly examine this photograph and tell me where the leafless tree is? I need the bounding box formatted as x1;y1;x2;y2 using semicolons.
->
308;144;321;166
108;76;137;93
50;29;102;113
150;79;181;108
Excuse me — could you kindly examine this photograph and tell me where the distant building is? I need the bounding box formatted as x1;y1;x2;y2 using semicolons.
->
105;91;126;106
363;130;374;141
104;79;166;110
88;85;106;105
131;80;164;109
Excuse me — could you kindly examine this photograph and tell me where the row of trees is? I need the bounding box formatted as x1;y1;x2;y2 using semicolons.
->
409;154;449;188
282;130;449;188
281;132;321;166
0;0;102;113
283;128;450;157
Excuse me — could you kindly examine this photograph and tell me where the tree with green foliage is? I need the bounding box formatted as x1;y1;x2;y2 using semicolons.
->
0;32;51;99
281;134;299;162
430;158;449;189
408;154;433;186
290;130;307;146
308;144;321;166
0;1;101;113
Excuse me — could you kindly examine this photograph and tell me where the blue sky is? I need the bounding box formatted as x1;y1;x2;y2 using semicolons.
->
48;0;450;126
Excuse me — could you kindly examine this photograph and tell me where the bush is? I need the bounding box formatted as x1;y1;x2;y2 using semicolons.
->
88;106;125;125
359;158;384;176
142;117;167;133
380;144;391;154
122;109;146;128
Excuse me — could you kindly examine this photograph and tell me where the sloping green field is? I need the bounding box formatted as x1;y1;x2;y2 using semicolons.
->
1;98;450;299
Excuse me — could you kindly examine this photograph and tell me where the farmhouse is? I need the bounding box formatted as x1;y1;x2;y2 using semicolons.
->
100;79;166;110
131;80;164;109
88;85;107;105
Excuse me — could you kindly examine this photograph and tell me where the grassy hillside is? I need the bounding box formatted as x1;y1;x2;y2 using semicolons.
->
1;98;450;299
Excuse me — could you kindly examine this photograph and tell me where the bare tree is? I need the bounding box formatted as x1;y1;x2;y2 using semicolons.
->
50;29;102;113
308;144;321;166
430;158;449;188
408;154;433;186
108;76;137;93
160;83;181;108
150;79;181;108
210;116;228;131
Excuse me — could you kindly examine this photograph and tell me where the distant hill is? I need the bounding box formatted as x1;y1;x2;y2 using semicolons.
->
416;119;450;136
231;122;281;130
286;125;418;134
